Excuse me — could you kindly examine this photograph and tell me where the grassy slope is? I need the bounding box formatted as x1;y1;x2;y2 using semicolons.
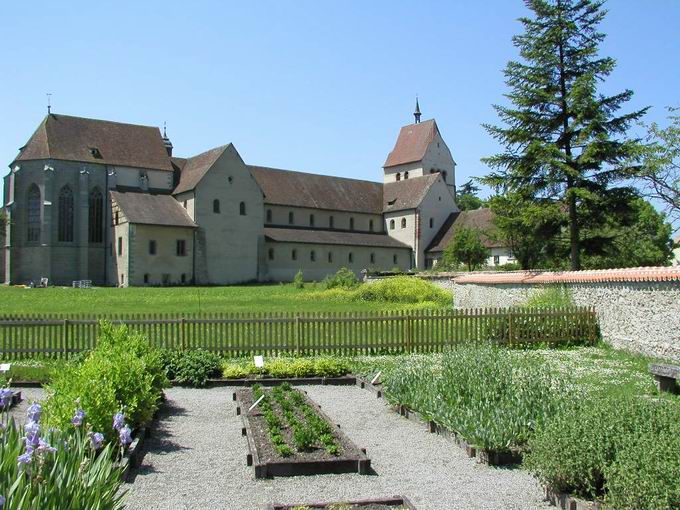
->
0;284;436;315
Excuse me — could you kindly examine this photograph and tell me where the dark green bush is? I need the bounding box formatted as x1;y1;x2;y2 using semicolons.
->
161;348;223;386
525;395;680;507
44;322;167;439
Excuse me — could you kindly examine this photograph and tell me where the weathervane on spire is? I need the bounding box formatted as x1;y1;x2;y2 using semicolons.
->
414;95;421;124
47;93;52;115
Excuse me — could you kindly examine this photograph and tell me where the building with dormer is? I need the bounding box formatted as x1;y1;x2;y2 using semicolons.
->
2;104;506;286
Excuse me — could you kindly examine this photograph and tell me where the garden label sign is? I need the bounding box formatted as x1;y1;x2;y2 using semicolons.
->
248;394;265;413
0;364;10;373
371;371;382;385
254;355;264;368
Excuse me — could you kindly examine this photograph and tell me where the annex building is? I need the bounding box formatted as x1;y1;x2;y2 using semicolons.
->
1;105;509;286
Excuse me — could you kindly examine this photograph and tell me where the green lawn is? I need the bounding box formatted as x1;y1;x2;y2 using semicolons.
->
0;283;435;315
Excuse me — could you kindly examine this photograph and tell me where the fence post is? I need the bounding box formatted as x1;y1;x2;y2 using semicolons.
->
180;317;186;350
406;313;412;353
295;313;301;356
507;309;513;345
62;318;69;358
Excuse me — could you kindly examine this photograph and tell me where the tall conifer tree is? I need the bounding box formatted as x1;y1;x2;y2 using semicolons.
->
482;0;648;270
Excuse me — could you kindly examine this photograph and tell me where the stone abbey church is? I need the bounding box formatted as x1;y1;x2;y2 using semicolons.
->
1;106;501;286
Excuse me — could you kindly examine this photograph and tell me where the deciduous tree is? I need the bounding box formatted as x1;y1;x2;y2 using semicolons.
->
443;227;489;271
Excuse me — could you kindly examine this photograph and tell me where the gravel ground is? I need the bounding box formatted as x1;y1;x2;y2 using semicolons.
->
6;387;45;424
124;386;552;510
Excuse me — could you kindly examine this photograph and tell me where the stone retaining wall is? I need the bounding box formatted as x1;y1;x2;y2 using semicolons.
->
453;267;680;362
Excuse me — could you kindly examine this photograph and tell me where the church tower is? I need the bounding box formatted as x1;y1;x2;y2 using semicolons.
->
382;101;457;197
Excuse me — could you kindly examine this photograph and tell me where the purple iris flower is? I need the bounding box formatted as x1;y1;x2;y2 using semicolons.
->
71;409;86;427
37;438;57;454
113;413;125;431
24;421;40;449
17;447;33;466
26;402;42;423
119;425;133;446
0;494;5;508
0;388;12;408
89;432;105;450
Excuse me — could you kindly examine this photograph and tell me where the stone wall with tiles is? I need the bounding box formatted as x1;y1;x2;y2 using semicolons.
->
452;268;680;362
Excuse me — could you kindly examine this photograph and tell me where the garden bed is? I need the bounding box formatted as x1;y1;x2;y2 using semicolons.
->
265;495;417;509
236;385;371;478
545;486;601;510
203;375;357;387
357;376;522;466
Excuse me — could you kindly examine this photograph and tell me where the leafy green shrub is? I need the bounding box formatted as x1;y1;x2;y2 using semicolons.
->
356;276;450;306
161;349;223;386
383;345;567;451
221;356;350;379
293;270;304;289
525;395;680;506
44;322;167;438
322;267;359;290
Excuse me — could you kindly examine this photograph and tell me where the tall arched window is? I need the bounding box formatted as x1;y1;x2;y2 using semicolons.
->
329;216;334;228
370;253;376;264
309;214;315;227
369;219;374;232
349;217;355;231
401;218;407;229
58;185;74;242
348;252;353;263
429;217;434;228
266;209;272;223
26;184;41;242
288;211;294;224
88;188;104;243
310;250;316;262
213;199;220;214
239;202;246;216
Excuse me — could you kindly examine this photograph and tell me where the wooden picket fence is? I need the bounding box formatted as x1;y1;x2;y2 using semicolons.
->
0;307;598;359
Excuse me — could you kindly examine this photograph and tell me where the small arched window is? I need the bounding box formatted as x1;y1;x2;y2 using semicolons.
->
89;188;104;243
292;249;297;261
349;217;354;231
396;173;401;181
442;171;447;180
370;253;376;264
266;209;272;223
27;184;41;242
348;252;354;263
389;219;395;230
404;171;409;179
289;211;294;225
310;250;316;262
429;217;434;228
328;252;333;263
393;254;398;265
268;248;274;260
239;202;246;216
213;199;220;214
401;218;407;229
309;214;315;227
369;219;374;232
58;185;74;242
329;216;334;228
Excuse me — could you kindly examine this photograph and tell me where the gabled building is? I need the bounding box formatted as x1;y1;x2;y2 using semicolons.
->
2;103;496;286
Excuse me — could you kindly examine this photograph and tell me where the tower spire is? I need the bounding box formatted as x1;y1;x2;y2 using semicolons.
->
414;96;421;124
46;93;52;115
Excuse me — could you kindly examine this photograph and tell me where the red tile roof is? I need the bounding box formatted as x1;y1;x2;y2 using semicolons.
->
250;165;383;214
384;119;438;168
426;208;503;252
454;266;680;284
173;145;229;194
15;114;174;172
383;174;439;212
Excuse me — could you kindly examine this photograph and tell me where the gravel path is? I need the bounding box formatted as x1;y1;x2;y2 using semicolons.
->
6;387;44;424
124;386;551;510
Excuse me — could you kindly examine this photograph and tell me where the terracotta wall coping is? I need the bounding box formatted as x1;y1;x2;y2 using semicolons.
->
453;266;680;285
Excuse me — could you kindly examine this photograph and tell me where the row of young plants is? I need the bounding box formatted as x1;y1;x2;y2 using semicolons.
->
0;322;167;509
253;383;339;457
223;357;350;380
381;345;680;509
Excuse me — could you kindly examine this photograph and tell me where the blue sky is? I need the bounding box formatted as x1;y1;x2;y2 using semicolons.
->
1;1;679;228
